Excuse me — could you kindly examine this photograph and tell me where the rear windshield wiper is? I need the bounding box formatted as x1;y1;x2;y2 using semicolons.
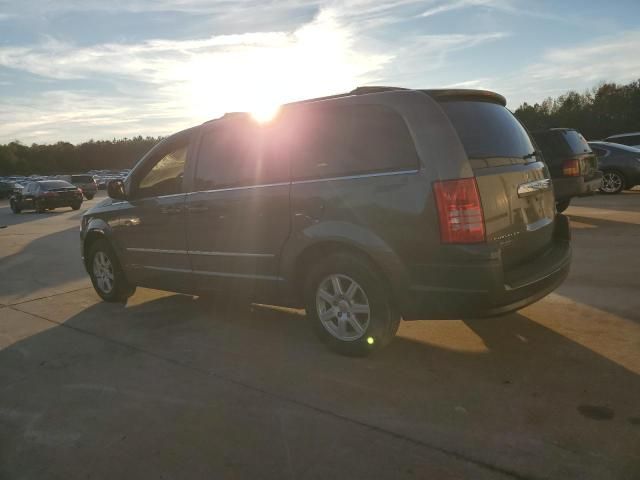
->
522;151;538;160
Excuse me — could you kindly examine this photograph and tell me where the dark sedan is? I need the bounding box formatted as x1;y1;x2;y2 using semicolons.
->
588;141;640;194
10;180;83;213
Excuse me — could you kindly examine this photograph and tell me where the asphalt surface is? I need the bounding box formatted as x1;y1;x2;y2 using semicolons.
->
1;191;639;480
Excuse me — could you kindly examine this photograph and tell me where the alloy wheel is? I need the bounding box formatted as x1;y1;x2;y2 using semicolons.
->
93;251;115;294
601;172;623;193
316;274;371;341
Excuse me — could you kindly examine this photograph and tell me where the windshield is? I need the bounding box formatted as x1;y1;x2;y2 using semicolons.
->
594;142;640;153
439;100;535;159
71;175;94;183
39;180;74;190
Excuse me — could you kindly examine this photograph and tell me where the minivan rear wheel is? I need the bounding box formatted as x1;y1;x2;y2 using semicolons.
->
305;253;400;356
88;239;136;302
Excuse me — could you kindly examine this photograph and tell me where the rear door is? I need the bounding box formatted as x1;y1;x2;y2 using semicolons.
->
439;100;556;267
184;118;291;298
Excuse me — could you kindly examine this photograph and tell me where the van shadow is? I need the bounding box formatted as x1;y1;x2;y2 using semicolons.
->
2;293;639;479
0;226;88;304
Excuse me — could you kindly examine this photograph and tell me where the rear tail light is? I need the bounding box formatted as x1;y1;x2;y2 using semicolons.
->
433;178;485;244
562;158;580;176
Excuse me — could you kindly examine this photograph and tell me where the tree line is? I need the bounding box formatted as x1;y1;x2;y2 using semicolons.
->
514;79;640;139
2;79;640;175
0;136;162;176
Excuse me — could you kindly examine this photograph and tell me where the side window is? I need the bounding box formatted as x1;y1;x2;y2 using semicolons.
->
136;143;188;198
289;104;418;180
194;122;289;191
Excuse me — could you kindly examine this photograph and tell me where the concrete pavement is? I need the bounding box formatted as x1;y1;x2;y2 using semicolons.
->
1;192;639;479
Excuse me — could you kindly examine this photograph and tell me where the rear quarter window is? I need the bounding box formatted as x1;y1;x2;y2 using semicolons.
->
439;101;535;159
287;104;419;180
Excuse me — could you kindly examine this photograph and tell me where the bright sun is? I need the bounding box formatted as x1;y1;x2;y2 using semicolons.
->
250;103;280;123
182;10;387;123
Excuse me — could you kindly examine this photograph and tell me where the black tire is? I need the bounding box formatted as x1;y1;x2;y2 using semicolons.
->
85;194;94;200
600;170;625;194
71;202;82;210
304;253;400;356
10;199;21;214
556;198;571;213
88;238;136;302
35;199;46;213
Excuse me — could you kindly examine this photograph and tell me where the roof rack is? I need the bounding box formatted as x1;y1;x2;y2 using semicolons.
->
205;86;506;123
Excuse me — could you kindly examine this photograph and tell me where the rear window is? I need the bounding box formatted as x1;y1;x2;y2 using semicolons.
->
439;100;535;159
39;180;74;190
71;175;94;183
607;134;640;146
562;130;591;155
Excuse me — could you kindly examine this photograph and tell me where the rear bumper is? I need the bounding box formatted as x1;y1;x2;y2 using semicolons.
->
553;172;602;201
40;197;82;208
400;214;571;320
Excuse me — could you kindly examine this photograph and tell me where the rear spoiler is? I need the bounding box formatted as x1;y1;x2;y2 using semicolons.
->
421;89;506;106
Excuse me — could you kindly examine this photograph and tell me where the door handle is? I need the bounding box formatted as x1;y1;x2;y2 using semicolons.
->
160;206;182;215
187;205;209;214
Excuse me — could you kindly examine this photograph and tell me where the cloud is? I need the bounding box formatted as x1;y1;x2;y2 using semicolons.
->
420;0;512;18
0;8;393;143
493;30;640;107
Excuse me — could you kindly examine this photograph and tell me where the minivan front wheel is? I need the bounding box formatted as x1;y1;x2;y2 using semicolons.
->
305;253;400;356
88;239;136;302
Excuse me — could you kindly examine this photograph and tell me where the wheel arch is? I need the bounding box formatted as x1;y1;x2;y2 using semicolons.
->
286;237;408;307
82;218;120;270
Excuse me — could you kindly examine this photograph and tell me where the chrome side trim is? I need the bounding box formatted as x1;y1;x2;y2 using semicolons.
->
187;181;290;196
192;270;283;281
189;250;274;258
292;169;419;185
517;178;551;197
142;265;282;281
142;265;191;274
127;247;188;255
127;247;273;258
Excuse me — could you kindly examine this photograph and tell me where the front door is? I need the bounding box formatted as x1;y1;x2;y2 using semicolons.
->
114;132;194;293
184;119;291;300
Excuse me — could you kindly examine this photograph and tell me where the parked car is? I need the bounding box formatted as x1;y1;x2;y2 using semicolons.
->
0;181;18;199
10;180;83;213
56;174;98;199
531;128;602;212
80;87;571;355
588;141;640;194
71;174;98;199
603;132;640;148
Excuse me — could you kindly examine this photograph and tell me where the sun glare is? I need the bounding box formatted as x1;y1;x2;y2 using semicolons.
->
183;10;389;123
251;104;280;123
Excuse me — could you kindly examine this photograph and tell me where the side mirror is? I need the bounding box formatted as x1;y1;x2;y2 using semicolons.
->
107;179;127;200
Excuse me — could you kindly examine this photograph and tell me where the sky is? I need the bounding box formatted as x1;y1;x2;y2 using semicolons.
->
1;0;639;144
